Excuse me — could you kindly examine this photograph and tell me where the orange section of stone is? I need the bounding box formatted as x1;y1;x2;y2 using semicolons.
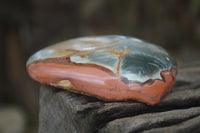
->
27;63;177;105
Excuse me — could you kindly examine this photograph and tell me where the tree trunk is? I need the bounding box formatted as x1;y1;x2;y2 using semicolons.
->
39;62;200;133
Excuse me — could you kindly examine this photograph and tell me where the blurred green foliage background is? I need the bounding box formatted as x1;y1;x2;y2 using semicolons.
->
0;0;200;132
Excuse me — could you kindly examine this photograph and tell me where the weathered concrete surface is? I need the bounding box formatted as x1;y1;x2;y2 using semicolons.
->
39;63;200;133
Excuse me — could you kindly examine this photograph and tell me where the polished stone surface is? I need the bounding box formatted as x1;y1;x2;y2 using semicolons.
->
27;35;177;105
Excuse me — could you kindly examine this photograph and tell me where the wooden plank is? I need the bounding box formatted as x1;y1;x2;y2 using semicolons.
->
39;63;200;133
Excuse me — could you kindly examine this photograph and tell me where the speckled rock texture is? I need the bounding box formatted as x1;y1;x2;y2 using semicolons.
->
39;62;200;133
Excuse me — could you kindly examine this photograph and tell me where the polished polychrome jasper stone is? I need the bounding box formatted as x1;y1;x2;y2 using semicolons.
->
27;35;177;105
